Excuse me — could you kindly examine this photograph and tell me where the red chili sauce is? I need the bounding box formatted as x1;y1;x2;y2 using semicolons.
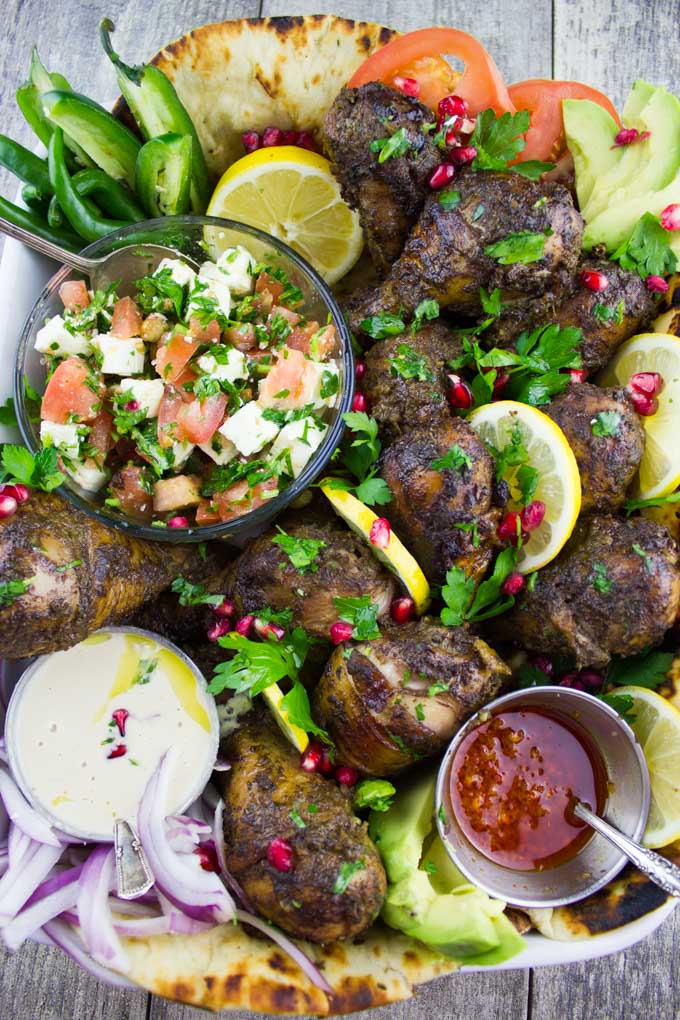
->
450;708;607;871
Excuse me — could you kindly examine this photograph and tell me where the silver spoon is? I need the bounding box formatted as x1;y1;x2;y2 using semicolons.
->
574;800;680;898
0;216;200;291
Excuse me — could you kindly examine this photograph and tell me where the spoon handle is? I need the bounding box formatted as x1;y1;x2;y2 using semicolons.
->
0;216;93;274
574;801;680;898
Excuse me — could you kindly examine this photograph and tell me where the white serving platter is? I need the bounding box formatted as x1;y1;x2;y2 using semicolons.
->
0;232;675;977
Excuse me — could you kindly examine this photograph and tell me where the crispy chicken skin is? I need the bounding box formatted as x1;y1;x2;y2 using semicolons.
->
489;515;680;668
348;170;584;332
484;257;656;375
362;321;461;443
312;619;510;776
546;383;645;513
381;417;501;586
225;511;395;641
0;491;214;660
221;714;386;943
323;83;440;275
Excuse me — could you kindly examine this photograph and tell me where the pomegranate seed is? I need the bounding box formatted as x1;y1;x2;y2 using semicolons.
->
569;368;587;384
501;571;525;596
628;389;658;416
0;495;18;519
646;274;669;293
578;669;605;692
520;500;546;533
330;620;354;645
300;743;322;773
296;131;317;151
390;596;415;624
352;392;370;413
267;837;294;873
661;203;680;232
167;516;189;529
392;75;420;98
235;615;255;637
281;129;297;145
107;743;127;759
438;94;468;119
612;127;650;147
124;399;140;412
318;744;334;776
111;708;129;737
355;360;366;381
446;373;473;410
529;654;554;676
497;511;522;545
444;126;461;147
335;765;359;787
214;597;236;618
262;126;283;147
241;130;261;153
0;483;30;505
492;372;510;398
579;269;609;292
559;672;586;691
369;517;391;549
429;163;456;190
451;145;477;166
195;842;220;873
207;618;231;642
629;371;663;396
256;619;285;641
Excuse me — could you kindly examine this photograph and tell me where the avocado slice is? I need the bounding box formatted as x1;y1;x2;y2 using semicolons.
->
583;82;680;221
369;768;435;883
563;98;621;212
583;176;680;255
420;832;469;895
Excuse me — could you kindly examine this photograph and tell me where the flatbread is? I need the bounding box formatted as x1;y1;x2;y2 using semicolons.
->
113;15;399;178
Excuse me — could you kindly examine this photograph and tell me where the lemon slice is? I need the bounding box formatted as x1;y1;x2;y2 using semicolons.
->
612;686;680;848
468;401;581;573
598;332;680;499
206;146;363;285
320;482;431;614
262;682;309;754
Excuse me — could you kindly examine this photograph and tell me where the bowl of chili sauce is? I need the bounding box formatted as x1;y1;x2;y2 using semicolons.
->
435;687;650;908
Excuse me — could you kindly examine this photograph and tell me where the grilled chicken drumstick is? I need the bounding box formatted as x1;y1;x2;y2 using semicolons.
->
221;713;386;942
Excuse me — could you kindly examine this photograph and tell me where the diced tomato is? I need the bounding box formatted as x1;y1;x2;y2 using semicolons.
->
111;296;143;339
87;408;115;465
258;347;309;408
58;279;90;312
226;323;256;351
255;272;285;304
109;464;153;521
41;357;103;424
173;365;198;392
176;394;228;444
508;80;620;163
196;477;278;525
189;316;221;343
287;322;336;358
156;386;185;448
155;334;200;384
269;306;301;328
347;27;515;115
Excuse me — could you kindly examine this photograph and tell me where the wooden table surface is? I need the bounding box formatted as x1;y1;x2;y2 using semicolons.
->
1;0;679;1017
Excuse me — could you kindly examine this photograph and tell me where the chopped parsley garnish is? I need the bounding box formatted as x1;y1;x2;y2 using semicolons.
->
289;807;307;829
611;212;677;280
281;679;332;743
439;189;461;211
624;490;680;514
112;389;147;436
135;268;185;319
484;424;539;505
632;542;653;573
423;860;438;874
453;520;480;547
210;622;312;697
607;649;673;690
272;526;326;574
470;109;554;178
133;657;158;686
431;443;472;474
472;203;486;221
591;411;621;437
484;230;548;265
438;804;447;825
0;578;32;607
369;127;412;163
388;343;435;382
593;299;625;325
353;779;396;813
359;312;405;340
320;370;339;399
601;692;636;723
333;595;381;641
55;559;81;573
428;681;449;697
171;576;225;607
411;298;440;334
415;703;425;721
130;421;173;477
332;859;366;894
591;562;613;594
328;411;392;507
441;547;519;627
0;444;65;492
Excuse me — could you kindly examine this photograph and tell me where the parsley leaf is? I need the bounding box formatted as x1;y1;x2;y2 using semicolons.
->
591;562;613;594
601;692;636;724
0;397;17;428
135;267;185;319
0;578;33;607
272;526;326;573
431;443;472;473
171;576;224;607
591;411;621;437
334;595;381;641
1;444;65;492
280;679;331;743
210;625;312;697
133;657;157;685
611;212;677;280
370;127;412;163
332;859;366;894
411;299;440;334
470;108;554;178
112;389;147;436
353;779;396;813
502;323;583;406
388;343;435;382
440;547;519;627
359;312;405;340
439;189;461;211
485;231;547;265
334;412;392;507
593;299;625;325
440;568;476;627
624;490;680;514
607;649;673;690
632;542;653;573
354;476;392;506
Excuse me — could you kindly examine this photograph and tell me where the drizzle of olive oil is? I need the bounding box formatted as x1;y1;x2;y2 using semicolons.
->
158;648;211;732
83;632;112;646
93;634;156;721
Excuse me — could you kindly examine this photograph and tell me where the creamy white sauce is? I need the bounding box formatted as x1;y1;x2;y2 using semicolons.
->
7;629;218;841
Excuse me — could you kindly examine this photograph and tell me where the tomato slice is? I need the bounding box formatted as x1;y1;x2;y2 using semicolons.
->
508;79;620;162
176;393;228;445
347;27;514;115
41;357;102;424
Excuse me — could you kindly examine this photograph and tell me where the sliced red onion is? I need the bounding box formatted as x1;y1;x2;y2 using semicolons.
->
2;862;80;948
77;845;129;974
0;848;8;878
43;919;137;990
0;770;61;846
235;909;334;995
137;751;235;924
212;799;254;911
108;895;160;918
213;757;231;772
0;736;8;764
0;840;64;921
165;815;212;853
8;825;30;868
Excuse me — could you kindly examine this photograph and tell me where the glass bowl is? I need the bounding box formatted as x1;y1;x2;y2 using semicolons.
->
14;216;354;544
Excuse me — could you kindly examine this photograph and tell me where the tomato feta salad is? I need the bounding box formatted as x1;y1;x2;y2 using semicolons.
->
34;246;340;527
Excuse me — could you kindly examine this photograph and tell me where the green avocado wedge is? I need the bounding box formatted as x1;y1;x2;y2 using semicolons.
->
563;98;621;212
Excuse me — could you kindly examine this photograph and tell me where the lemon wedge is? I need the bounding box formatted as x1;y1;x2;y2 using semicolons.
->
206;146;363;285
320;482;431;614
468;400;581;573
262;682;309;754
598;332;680;500
612;686;680;848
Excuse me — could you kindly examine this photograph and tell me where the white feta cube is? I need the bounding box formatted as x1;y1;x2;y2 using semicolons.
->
118;378;164;418
269;417;327;477
198;432;238;465
219;400;279;457
197;348;247;385
39;420;82;456
302;359;340;409
215;246;256;294
66;459;109;492
155;257;196;289
35;315;91;357
170;440;195;469
94;335;146;376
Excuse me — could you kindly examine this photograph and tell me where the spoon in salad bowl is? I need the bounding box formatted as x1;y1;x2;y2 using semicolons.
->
0;215;200;291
